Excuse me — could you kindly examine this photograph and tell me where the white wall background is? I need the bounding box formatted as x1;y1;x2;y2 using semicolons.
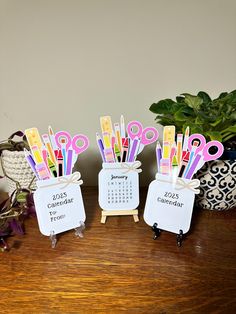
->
1;0;236;186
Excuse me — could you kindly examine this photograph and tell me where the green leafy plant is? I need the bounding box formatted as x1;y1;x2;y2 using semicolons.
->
149;90;236;145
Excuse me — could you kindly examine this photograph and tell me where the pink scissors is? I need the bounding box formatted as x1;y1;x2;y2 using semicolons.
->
188;134;224;169
55;131;89;157
127;121;159;153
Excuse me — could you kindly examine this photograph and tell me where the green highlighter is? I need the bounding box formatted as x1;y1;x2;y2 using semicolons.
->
172;155;179;179
47;157;57;177
114;143;121;162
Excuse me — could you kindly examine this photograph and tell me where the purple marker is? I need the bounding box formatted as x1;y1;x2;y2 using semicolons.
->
96;133;105;162
184;153;202;179
128;137;139;162
24;148;39;179
66;149;73;175
156;141;162;172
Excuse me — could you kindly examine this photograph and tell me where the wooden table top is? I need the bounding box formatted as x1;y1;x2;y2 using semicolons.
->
1;187;236;314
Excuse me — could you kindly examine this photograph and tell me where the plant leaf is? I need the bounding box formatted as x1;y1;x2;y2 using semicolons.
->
206;131;222;142
218;92;228;99
181;93;203;110
149;99;176;114
197;91;211;104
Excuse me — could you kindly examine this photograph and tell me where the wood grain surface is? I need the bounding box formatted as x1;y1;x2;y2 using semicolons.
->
0;187;236;314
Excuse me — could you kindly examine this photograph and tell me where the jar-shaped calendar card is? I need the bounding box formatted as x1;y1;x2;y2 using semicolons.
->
24;126;89;247
97;115;159;223
98;161;142;211
143;127;224;246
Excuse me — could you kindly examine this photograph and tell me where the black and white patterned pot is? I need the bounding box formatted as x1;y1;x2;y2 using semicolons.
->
195;159;236;210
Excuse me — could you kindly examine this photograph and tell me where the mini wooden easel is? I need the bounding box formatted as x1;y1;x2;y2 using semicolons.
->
101;209;139;224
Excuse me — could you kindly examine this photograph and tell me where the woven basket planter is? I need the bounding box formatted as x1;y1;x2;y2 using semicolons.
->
1;150;36;195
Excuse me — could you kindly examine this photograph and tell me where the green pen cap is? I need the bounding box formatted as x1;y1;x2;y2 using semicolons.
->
114;143;121;157
172;155;178;167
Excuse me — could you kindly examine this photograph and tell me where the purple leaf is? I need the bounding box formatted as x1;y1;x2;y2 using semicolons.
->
0;229;11;237
9;219;24;235
0;198;9;211
8;131;24;140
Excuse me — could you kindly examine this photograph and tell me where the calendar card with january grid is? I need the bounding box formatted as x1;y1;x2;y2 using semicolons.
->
98;162;141;210
96;115;159;222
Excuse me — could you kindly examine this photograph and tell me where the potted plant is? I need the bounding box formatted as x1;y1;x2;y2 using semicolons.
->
0;131;36;250
149;90;236;210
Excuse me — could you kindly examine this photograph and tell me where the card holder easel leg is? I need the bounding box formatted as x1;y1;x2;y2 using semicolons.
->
49;221;85;248
152;223;184;246
98;162;142;224
144;174;200;247
101;209;139;223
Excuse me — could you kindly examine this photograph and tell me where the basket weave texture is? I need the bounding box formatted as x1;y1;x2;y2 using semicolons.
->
1;150;36;195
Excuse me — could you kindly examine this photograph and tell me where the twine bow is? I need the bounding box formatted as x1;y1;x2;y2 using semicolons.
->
120;161;142;173
103;161;142;173
58;172;83;189
40;172;83;189
175;178;200;194
156;176;200;194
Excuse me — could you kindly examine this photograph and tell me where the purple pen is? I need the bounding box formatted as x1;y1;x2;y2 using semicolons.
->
184;153;202;179
156;141;162;172
96;133;106;162
66;149;73;175
24;148;39;179
128;137;139;162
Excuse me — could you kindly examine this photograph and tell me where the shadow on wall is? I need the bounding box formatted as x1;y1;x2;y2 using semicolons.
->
74;143;157;186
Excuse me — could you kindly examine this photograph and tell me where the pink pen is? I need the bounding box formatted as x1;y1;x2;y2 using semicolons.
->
42;145;50;172
160;158;170;175
170;142;176;162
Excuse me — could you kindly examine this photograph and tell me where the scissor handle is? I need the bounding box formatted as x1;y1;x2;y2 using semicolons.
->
55;131;72;150
72;134;89;155
188;134;206;154
141;127;159;145
127;121;142;140
202;140;224;161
